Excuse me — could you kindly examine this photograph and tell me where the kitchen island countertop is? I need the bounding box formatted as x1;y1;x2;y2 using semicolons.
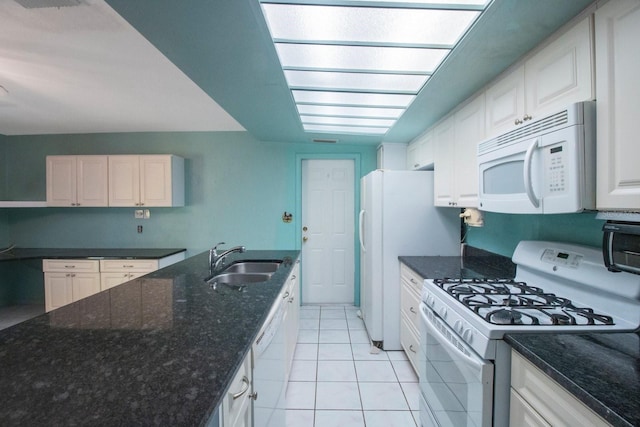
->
0;249;299;426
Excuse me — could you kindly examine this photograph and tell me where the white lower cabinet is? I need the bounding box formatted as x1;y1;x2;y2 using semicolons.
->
43;259;101;312
43;253;185;311
284;260;300;382
400;262;422;374
510;350;611;427
220;352;253;427
99;259;161;290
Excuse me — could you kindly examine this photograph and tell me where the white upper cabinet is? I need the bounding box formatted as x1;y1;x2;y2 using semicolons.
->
595;0;640;211
433;115;456;207
109;155;185;207
407;131;435;171
377;143;407;170
485;65;526;139
46;155;108;207
434;93;485;208
486;15;594;138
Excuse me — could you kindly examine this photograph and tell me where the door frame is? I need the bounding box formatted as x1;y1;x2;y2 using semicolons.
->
295;153;362;306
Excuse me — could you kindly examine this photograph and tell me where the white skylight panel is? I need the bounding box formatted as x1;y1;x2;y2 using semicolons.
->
303;124;389;135
284;70;427;93
300;115;396;127
297;104;405;119
292;90;414;108
347;0;489;6
261;3;480;47
275;44;448;74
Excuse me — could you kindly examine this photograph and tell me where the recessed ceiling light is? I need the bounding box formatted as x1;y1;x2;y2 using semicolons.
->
259;0;489;136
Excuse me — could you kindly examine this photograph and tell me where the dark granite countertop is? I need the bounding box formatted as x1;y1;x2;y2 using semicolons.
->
0;247;186;262
0;249;299;426
399;246;516;280
506;333;640;427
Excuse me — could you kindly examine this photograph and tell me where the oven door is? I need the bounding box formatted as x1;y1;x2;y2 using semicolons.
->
419;303;494;427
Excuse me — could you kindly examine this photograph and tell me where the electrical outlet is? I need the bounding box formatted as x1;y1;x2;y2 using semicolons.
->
135;210;144;219
137;225;143;233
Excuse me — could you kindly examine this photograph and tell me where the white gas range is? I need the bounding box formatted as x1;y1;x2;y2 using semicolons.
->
418;241;640;427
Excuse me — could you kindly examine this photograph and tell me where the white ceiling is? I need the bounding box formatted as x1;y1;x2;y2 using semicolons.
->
0;0;244;136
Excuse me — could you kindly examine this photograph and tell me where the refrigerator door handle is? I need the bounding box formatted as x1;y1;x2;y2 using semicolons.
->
358;209;366;252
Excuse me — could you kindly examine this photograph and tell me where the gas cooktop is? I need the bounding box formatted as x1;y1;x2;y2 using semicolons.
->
433;278;615;326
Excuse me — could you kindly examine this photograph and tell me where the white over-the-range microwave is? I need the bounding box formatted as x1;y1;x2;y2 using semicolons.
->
477;101;595;214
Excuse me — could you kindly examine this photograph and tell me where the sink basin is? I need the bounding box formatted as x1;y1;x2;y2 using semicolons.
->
206;272;273;286
223;261;281;274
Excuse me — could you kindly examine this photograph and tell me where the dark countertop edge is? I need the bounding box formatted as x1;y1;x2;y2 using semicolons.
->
505;334;637;427
0;248;187;262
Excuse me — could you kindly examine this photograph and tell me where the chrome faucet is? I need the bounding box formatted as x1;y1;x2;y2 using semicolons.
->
210;243;246;271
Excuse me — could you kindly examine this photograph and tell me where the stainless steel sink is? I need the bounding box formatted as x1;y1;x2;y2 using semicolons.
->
223;261;281;274
206;272;274;286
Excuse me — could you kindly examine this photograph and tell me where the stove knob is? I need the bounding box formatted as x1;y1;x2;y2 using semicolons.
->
462;328;472;342
439;307;448;319
427;295;435;307
454;320;463;333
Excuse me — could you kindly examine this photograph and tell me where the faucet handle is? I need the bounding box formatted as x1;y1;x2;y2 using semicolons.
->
212;241;226;256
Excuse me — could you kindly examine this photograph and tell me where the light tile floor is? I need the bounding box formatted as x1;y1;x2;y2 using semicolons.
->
286;305;420;427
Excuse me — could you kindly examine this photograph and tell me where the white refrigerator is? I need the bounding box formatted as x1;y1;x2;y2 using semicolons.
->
359;170;459;350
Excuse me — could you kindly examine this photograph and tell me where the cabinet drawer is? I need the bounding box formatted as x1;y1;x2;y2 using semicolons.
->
401;281;421;330
400;313;420;375
400;263;424;294
99;259;158;272
42;259;100;273
511;351;611;427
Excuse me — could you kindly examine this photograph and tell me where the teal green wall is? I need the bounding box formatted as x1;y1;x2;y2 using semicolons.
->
2;132;377;258
0;134;8;246
465;211;604;257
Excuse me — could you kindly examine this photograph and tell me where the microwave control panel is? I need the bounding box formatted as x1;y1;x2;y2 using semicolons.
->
545;143;567;194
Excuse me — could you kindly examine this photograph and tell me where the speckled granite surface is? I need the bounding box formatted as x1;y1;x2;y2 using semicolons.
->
506;333;640;427
0;250;298;426
399;246;516;280
0;247;186;262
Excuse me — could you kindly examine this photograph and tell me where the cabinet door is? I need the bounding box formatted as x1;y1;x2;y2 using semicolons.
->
510;390;552;427
44;272;73;312
221;352;252;427
595;0;640;210
525;16;594;120
46;156;77;207
140;155;173;207
100;272;146;291
71;273;102;301
485;65;526;138
76;156;108;207
433;116;456;207
108;155;140;206
453;94;484;207
406;141;420;170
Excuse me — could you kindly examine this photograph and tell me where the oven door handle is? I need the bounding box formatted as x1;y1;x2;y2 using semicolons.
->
421;304;485;370
523;138;541;208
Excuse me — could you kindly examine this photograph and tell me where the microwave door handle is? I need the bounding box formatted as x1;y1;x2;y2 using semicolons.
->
524;138;541;208
359;209;366;252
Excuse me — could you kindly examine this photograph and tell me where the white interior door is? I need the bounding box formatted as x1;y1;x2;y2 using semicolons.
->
301;159;355;304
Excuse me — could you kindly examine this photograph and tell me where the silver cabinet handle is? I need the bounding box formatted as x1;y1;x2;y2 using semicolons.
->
409;344;417;353
290;275;296;280
410;278;418;284
410;307;417;314
282;291;290;299
232;376;250;400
